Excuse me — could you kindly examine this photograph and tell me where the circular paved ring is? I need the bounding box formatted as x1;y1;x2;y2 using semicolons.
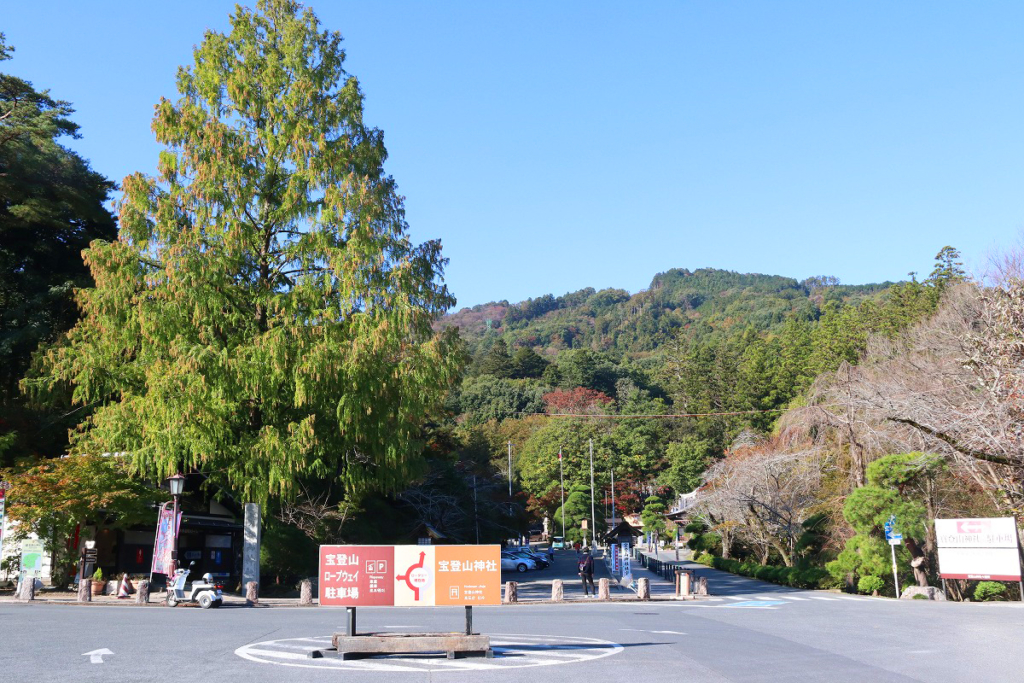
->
235;633;624;672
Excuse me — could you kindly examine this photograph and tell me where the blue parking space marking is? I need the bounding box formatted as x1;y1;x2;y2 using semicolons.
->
721;600;786;608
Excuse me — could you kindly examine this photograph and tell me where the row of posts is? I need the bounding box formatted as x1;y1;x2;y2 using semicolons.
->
502;569;706;603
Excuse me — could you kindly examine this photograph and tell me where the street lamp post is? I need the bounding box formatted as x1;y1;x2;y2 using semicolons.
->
167;474;185;574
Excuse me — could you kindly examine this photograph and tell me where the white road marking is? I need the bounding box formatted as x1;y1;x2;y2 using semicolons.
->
808;596;840;601
82;649;113;664
235;633;624;672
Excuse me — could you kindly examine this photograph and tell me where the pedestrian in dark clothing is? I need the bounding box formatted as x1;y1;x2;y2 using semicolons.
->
578;550;596;596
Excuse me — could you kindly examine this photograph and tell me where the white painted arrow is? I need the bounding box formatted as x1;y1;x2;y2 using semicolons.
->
83;649;113;664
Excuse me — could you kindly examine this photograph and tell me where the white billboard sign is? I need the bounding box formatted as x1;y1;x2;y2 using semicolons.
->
934;518;1021;581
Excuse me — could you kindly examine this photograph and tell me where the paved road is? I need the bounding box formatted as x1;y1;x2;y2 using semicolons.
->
4;584;1022;682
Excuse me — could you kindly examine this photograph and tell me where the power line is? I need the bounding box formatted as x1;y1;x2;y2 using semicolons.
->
521;408;788;419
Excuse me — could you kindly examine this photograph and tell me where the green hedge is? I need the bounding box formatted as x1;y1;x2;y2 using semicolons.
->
707;556;836;590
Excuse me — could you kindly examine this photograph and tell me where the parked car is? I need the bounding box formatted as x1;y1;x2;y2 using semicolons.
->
500;552;537;573
508;550;549;568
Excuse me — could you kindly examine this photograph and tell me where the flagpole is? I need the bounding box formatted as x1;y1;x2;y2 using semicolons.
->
559;447;565;542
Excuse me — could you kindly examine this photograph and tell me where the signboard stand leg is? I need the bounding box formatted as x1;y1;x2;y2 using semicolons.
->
347;607;357;637
465;606;473;635
890;543;901;598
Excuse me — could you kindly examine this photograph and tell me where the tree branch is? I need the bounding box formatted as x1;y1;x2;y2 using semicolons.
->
887;417;1014;465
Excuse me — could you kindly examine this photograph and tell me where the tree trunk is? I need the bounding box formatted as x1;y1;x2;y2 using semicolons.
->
905;538;930;587
136;580;150;605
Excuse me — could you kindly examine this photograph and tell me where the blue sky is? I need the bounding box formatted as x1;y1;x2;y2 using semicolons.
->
5;2;1024;309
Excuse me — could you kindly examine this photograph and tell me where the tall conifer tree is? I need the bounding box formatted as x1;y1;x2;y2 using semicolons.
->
29;0;464;505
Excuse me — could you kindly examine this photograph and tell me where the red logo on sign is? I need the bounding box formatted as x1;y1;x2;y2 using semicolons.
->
956;520;991;534
396;551;429;601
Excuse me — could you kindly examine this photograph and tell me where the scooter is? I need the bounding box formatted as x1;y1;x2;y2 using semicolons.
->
166;561;223;609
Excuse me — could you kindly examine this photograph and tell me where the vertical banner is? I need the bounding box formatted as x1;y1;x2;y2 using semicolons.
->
150;504;181;575
610;543;620;574
0;489;6;563
620;542;632;584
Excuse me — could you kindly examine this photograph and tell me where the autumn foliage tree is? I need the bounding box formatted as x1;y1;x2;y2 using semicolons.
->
542;387;613;415
2;455;164;586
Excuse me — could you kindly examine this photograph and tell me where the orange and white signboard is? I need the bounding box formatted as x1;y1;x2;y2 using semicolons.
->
434;545;501;606
319;544;500;607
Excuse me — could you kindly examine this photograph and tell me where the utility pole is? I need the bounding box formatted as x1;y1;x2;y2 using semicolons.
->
559;447;565;541
610;463;617;529
508;441;513;498
473;474;479;544
589;439;597;549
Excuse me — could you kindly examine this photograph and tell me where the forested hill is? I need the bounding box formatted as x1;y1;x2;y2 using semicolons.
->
441;268;895;358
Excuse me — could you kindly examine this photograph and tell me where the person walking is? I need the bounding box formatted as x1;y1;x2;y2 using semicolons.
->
578;549;596;597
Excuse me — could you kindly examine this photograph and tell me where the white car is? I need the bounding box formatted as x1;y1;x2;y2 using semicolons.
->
501;552;537;573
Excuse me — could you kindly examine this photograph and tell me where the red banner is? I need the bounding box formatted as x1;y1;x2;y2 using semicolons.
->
150;504;181;576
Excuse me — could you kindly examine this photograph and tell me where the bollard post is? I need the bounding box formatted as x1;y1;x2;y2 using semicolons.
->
503;581;518;604
78;579;92;603
299;579;313;606
695;576;708;595
551;579;564;602
598;578;610;600
246;580;259;606
680;570;692;596
637;577;650;601
136;580;150;605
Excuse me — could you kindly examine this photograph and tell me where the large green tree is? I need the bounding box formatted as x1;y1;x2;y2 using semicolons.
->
28;1;463;506
0;34;117;463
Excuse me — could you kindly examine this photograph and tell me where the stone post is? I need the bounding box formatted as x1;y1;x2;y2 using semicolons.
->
78;579;92;603
300;579;313;605
20;577;35;601
637;577;650;600
242;503;261;593
246;581;259;606
598;577;611;600
503;581;517;604
694;576;708;595
551;579;564;602
136;580;150;605
678;570;692;596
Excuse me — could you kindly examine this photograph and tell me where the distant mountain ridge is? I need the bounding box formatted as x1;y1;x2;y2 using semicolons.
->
441;268;895;358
